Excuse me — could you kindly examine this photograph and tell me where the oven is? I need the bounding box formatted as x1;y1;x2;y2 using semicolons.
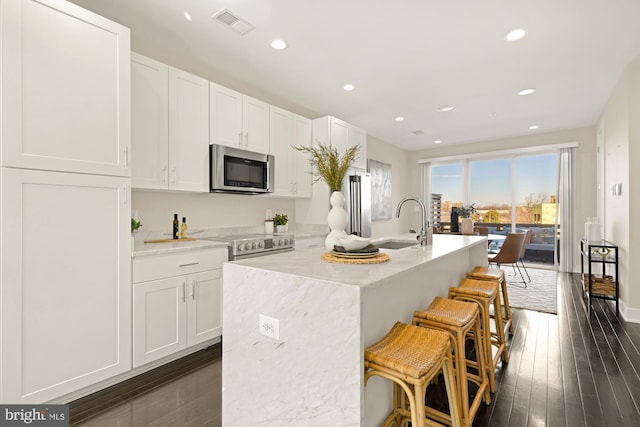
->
203;233;295;261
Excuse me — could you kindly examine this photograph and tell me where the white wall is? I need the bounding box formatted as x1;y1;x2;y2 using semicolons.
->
600;57;640;321
407;126;598;274
132;191;295;235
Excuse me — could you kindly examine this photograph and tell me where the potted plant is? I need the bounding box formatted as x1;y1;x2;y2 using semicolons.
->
131;218;143;233
273;213;288;233
293;143;360;191
453;204;476;235
293;143;360;250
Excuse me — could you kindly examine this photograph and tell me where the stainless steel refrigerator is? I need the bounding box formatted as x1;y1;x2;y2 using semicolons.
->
341;168;372;237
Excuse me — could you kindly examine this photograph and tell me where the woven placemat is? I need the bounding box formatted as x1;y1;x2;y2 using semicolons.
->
321;252;390;264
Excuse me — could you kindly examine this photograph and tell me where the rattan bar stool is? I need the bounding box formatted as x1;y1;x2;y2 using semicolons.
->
466;266;513;335
448;278;508;393
364;322;462;427
413;297;491;427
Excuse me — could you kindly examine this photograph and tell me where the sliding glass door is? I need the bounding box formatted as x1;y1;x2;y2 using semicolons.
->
428;152;558;266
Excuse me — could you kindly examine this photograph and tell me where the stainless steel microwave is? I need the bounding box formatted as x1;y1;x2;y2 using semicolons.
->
209;144;274;194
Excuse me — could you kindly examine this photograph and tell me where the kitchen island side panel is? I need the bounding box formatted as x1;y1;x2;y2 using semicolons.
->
222;263;363;427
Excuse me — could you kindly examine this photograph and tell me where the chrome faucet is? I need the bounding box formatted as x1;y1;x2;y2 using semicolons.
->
396;197;430;246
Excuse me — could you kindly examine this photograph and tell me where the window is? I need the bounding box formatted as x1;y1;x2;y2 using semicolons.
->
427;151;558;265
431;163;463;225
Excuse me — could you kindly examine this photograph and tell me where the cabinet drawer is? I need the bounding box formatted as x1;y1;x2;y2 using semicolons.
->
133;248;227;283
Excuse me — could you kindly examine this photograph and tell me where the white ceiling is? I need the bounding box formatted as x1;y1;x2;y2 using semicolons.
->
70;0;640;151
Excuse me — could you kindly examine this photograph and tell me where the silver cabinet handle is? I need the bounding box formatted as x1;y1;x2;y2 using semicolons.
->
124;147;129;169
182;281;186;303
178;262;199;268
162;166;168;184
238;131;243;147
191;280;196;300
171;167;177;184
244;132;248;147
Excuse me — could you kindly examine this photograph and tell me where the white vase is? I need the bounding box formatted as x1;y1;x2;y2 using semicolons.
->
325;191;349;250
460;217;474;235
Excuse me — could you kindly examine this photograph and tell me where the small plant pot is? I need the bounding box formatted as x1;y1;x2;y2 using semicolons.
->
276;224;287;233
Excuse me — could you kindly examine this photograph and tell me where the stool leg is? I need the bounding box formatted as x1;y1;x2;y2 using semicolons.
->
472;316;492;405
441;353;462;427
500;278;514;334
493;290;509;364
453;330;470;426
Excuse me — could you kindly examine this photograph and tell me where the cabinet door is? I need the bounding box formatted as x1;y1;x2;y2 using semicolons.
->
349;125;367;170
131;53;169;189
1;0;130;176
270;106;294;196
133;276;187;368
243;95;270;154
168;67;209;192
210;82;243;149
187;270;223;346
329;117;350;155
0;168;131;403
292;114;313;198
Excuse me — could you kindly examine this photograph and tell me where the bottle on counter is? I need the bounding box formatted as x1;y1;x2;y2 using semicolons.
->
180;217;188;239
173;214;179;239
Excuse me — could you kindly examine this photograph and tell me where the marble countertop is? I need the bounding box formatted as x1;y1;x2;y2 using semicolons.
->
228;233;486;287
132;239;228;258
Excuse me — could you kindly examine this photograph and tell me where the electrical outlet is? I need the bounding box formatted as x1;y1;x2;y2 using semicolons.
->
259;314;279;340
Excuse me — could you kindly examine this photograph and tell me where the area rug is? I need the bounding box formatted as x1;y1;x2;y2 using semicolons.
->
504;267;558;314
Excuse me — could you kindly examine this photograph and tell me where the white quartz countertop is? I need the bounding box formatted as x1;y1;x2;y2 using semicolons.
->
228;233;486;287
132;239;227;258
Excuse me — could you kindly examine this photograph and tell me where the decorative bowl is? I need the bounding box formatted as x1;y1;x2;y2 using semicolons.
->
335;235;371;251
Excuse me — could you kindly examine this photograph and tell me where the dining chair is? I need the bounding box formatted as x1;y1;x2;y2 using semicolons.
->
518;229;532;282
488;232;528;287
474;226;489;236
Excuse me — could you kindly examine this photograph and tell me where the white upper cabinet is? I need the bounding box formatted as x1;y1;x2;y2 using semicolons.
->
269;106;312;198
168;67;210;191
0;0;130;176
210;83;270;154
131;54;169;189
312;116;367;170
131;53;209;192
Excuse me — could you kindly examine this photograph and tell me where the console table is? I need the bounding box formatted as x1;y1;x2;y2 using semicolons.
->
580;239;619;314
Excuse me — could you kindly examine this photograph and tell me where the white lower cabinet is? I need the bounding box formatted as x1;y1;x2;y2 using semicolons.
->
132;248;225;368
0;168;131;403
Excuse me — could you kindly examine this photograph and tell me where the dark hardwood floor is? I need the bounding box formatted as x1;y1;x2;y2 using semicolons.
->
70;272;640;426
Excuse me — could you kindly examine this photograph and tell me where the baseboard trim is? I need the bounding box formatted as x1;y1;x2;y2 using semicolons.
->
620;299;640;324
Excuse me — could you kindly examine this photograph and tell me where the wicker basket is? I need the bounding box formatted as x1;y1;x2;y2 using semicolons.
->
583;274;616;296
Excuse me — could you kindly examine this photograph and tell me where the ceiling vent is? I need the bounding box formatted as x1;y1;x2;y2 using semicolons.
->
411;130;425;135
212;8;255;35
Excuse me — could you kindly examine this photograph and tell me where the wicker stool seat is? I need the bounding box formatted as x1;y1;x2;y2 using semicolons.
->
413;297;491;427
467;266;513;335
365;322;462;427
449;278;508;393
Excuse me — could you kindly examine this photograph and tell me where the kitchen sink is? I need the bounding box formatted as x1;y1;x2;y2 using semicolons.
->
375;240;418;250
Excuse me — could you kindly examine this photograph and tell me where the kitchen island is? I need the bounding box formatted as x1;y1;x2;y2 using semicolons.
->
222;233;487;426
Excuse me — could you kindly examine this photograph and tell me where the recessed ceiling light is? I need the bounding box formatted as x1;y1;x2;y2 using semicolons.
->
434;140;442;144
395;116;404;122
343;84;355;91
518;88;535;96
529;125;540;130
504;28;526;42
271;39;287;50
437;105;455;112
183;11;192;22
